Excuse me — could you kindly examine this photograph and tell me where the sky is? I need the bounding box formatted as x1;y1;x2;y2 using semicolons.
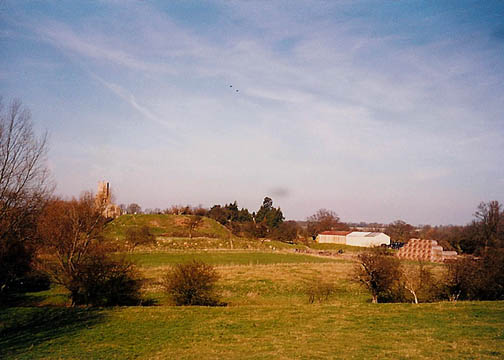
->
1;0;503;225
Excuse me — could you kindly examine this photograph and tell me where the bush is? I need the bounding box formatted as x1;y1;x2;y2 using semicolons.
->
305;280;335;304
162;260;224;306
402;262;443;303
446;250;504;301
66;254;143;307
125;225;156;251
0;239;35;299
355;247;403;303
271;221;299;243
12;270;51;293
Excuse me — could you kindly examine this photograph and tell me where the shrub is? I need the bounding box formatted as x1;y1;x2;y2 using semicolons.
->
12;270;51;293
67;253;143;307
305;280;335;304
446;250;504;301
402;262;443;303
125;225;156;251
271;221;299;243
162;260;224;306
355;247;403;303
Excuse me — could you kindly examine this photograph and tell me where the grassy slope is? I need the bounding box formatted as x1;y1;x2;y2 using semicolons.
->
104;214;232;240
103;214;366;252
2;252;503;359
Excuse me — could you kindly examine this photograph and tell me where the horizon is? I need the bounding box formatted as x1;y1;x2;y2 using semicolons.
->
2;1;503;226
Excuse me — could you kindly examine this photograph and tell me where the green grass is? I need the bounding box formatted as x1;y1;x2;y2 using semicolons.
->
2;302;503;359
104;214;232;240
154;236;304;251
2;250;503;359
125;251;340;267
306;242;364;252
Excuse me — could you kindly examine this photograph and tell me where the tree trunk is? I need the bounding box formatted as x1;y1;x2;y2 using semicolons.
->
405;286;419;304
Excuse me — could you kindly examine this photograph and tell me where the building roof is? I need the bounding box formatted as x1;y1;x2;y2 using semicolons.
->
347;231;370;236
347;231;388;237
319;231;352;236
365;232;384;237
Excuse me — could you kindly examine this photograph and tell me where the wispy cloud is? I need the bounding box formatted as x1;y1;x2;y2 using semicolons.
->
4;0;503;224
92;75;178;132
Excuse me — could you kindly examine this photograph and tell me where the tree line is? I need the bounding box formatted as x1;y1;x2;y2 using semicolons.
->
356;246;504;303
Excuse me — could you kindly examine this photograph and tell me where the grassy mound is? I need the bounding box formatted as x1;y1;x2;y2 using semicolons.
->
104;214;232;240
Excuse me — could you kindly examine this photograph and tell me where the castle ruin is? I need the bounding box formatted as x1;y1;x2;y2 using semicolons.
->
96;181;122;218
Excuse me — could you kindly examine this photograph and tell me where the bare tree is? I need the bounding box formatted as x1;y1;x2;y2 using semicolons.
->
355;247;402;303
187;215;203;239
37;193;143;306
385;220;415;244
126;203;142;214
402;262;438;304
473;201;503;252
0;98;52;296
306;209;347;238
37;193;108;286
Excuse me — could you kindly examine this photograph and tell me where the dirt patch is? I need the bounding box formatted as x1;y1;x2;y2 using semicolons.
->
174;217;188;226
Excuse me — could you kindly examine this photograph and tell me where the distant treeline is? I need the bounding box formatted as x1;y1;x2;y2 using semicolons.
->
381;201;504;255
128;200;504;255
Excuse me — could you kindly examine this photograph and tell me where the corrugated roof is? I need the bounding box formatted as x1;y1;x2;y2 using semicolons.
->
347;231;371;236
319;231;351;236
346;231;387;237
365;232;383;237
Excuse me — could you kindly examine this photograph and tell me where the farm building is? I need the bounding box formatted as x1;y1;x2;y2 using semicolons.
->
346;232;391;247
316;231;390;247
316;231;351;244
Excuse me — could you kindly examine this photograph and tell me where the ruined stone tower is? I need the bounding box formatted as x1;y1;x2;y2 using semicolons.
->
96;181;121;218
96;181;111;206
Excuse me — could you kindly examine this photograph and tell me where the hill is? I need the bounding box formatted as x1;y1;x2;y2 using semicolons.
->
104;214;233;241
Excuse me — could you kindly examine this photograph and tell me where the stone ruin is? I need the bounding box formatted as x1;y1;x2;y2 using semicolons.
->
396;238;458;263
96;181;122;219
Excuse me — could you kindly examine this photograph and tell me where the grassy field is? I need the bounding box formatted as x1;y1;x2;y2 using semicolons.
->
2;250;503;359
126;251;342;267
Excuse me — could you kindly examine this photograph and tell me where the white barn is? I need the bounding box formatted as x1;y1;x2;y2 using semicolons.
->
316;231;390;247
345;232;390;247
316;231;351;244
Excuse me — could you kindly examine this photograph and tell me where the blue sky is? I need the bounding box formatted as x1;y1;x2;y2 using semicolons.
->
1;0;503;225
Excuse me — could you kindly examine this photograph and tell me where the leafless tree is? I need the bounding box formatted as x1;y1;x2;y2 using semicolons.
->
402;262;438;304
355;247;402;303
126;203;142;214
306;209;348;238
473;201;503;252
37;193;143;306
187;215;203;239
37;193;108;286
385;220;415;243
0;98;53;295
